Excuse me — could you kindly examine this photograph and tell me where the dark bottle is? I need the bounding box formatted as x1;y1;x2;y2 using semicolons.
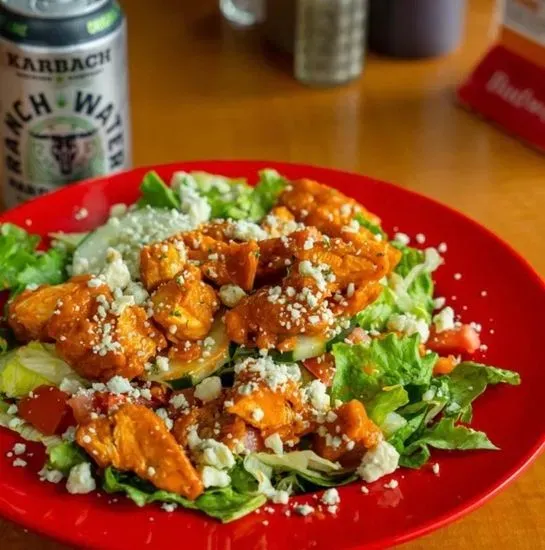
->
368;0;466;59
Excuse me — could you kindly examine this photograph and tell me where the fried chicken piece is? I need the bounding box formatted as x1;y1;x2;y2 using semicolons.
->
140;239;186;291
172;395;261;453
7;276;87;342
151;265;219;342
181;231;259;292
258;227;392;283
225;274;331;349
228;228;390;348
313;400;382;466
278;178;401;269
50;297;166;381
279;177;381;228
77;404;203;500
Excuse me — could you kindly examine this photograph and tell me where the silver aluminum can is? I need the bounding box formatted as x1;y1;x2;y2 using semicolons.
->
0;0;131;207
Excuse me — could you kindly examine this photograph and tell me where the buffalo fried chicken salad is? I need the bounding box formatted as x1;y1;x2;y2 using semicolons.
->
0;170;520;522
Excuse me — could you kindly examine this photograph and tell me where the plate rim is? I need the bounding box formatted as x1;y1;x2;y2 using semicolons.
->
1;159;544;550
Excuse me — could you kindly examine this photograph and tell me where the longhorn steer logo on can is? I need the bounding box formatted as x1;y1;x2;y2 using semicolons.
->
27;121;104;186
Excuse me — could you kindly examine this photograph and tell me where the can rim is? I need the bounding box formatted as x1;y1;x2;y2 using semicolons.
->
0;0;109;19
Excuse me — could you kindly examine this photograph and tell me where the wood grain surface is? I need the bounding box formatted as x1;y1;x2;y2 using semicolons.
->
1;0;544;548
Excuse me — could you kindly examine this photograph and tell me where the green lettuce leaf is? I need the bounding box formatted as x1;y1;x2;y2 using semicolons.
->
0;342;85;397
0;223;70;296
440;362;520;422
390;244;437;321
49;232;88;252
356;287;396;331
175;169;286;222
366;385;409;426
0;224;40;290
103;467;266;523
251;169;287;218
137;171;181;210
331;334;437;403
400;417;498;469
47;442;87;474
15;248;69;291
354;213;387;239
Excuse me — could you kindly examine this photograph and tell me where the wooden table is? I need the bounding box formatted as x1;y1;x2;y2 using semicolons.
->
2;0;544;548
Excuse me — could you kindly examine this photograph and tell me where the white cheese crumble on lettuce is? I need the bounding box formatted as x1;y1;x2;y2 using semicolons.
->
387;313;430;343
66;463;96;494
357;441;400;483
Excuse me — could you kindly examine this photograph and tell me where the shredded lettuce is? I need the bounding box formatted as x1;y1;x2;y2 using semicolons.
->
331;334;437;403
356;244;441;332
103;467;266;523
244;451;356;493
0;342;84;397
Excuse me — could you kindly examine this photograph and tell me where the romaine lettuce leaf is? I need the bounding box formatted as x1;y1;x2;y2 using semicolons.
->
0;224;40;290
0;342;84;397
354;213;387;239
390;244;438;321
356;287;396;331
251;169;288;217
0;223;70;296
399;417;498;468
47;442;87;474
174;169;286;222
331;334;437;403
103;467;266;523
439;362;520;422
366;385;409;426
137;171;181;210
15;248;69;291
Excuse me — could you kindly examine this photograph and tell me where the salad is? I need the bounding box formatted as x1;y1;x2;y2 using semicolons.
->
0;170;520;522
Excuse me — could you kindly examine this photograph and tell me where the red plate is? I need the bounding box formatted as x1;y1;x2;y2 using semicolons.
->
1;161;544;550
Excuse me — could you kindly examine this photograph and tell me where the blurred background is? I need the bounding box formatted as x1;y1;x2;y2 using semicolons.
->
124;0;544;267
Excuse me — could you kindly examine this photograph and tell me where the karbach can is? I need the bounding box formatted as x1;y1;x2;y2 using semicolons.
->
0;0;131;207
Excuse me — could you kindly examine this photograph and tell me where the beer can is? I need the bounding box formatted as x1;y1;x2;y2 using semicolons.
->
0;0;131;207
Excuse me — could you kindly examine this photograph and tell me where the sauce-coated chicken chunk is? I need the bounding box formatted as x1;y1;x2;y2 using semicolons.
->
151;265;219;343
77;403;203;500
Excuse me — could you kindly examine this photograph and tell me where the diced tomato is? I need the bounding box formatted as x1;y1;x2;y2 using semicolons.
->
304;354;336;386
433;355;458;376
68;392;127;424
67;393;95;425
427;325;481;355
345;327;371;345
18;385;74;436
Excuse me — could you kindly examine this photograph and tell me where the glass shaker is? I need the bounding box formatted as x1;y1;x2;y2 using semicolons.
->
294;0;368;86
